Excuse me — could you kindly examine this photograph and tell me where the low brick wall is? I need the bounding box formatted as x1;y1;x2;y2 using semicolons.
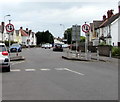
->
98;45;112;56
72;46;97;52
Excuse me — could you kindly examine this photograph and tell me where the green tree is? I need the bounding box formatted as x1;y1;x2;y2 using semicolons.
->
64;28;72;44
36;30;54;45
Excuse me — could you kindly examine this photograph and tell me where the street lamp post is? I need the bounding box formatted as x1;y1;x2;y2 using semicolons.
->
60;24;68;44
2;14;11;42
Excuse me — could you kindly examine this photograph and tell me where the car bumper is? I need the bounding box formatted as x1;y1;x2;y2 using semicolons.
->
0;59;10;68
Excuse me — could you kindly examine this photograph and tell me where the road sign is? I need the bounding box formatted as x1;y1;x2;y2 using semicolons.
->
72;25;81;41
82;24;90;33
5;23;14;32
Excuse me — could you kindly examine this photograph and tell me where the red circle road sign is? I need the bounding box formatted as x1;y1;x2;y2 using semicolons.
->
5;23;14;32
82;24;90;33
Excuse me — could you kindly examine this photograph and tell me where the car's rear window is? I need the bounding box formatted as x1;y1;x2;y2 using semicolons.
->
0;45;7;52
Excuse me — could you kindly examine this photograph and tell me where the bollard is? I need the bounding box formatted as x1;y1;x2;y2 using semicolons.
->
109;51;112;59
67;48;69;57
89;51;91;60
97;50;99;61
79;50;81;58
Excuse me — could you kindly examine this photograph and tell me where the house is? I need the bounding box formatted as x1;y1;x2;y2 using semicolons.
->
89;20;103;46
19;27;36;46
90;1;120;46
98;8;120;46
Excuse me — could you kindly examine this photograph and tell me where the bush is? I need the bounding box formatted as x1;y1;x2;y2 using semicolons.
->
112;47;120;56
4;41;18;47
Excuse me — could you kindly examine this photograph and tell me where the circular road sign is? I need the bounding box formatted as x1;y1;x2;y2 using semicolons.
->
82;24;90;33
5;23;14;32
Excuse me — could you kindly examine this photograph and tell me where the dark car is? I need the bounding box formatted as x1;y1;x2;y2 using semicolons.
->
10;43;22;52
53;44;63;52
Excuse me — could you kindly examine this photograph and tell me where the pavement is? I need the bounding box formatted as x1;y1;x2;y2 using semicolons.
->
62;50;119;63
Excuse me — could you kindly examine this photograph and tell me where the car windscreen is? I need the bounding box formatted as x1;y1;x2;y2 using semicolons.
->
0;45;7;52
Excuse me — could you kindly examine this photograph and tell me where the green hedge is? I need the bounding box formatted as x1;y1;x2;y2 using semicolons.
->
4;41;18;47
112;47;120;56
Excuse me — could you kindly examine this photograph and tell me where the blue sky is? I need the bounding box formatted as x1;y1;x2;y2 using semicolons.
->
0;0;119;37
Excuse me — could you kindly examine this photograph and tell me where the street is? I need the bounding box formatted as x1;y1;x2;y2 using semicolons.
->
2;48;118;100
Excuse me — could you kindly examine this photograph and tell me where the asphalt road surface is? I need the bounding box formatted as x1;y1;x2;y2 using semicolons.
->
2;48;118;100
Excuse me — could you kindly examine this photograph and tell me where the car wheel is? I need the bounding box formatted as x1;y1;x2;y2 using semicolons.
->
3;66;10;72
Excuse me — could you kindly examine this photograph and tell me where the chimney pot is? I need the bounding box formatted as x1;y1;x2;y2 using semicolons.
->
103;15;106;21
107;10;113;18
26;28;28;31
20;27;23;29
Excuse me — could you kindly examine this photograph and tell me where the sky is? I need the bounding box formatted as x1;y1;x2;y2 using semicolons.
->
0;0;119;37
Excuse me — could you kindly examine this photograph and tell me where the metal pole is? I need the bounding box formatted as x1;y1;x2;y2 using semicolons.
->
76;25;78;57
8;20;11;51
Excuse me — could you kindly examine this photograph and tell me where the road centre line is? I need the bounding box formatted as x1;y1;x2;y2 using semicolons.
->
55;68;66;70
64;68;85;76
10;69;21;72
25;69;36;71
40;69;51;71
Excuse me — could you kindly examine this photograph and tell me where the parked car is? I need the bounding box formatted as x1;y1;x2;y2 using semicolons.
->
44;43;52;49
10;43;22;52
53;44;63;52
0;43;10;72
62;44;70;48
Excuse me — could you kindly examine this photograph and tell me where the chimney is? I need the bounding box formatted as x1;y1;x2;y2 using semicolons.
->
119;1;120;14
109;9;114;16
103;15;106;21
107;10;110;18
107;10;113;18
20;27;23;29
26;28;28;31
1;22;5;33
29;30;32;35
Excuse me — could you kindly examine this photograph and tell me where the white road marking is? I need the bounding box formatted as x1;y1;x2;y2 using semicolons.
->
11;61;25;65
11;69;21;72
55;68;66;70
64;68;85;76
25;69;36;71
40;69;51;71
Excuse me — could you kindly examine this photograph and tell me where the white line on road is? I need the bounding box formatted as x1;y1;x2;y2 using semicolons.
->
11;69;21;72
55;68;66;70
64;68;85;76
25;69;36;72
11;61;25;65
40;69;51;71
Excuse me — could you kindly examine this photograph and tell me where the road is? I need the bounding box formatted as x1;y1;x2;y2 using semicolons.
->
2;48;118;100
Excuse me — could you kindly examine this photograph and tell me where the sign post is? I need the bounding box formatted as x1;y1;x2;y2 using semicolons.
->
82;22;90;60
5;20;14;51
72;25;81;57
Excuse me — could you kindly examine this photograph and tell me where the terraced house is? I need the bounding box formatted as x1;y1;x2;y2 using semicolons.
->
90;1;120;46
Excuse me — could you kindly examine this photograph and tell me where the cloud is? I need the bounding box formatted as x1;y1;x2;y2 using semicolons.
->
0;0;119;37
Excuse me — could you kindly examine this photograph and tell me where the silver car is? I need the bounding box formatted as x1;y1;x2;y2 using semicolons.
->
0;43;10;72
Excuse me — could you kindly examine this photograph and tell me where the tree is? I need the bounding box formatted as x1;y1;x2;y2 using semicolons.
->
36;30;54;45
64;28;72;44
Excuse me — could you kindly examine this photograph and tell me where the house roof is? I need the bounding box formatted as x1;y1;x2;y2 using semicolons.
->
93;20;103;29
99;13;120;28
20;29;29;36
